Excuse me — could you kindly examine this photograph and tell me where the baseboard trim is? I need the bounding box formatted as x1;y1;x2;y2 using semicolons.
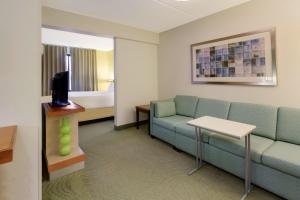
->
79;116;114;126
114;120;148;130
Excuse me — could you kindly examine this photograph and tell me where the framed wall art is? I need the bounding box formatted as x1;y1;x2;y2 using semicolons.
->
191;28;277;85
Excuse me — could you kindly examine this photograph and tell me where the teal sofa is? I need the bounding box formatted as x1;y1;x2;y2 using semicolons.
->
150;95;300;200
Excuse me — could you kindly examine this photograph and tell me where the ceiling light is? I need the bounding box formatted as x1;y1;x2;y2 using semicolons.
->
176;0;189;2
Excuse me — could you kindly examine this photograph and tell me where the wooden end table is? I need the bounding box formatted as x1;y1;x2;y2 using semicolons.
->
136;104;150;135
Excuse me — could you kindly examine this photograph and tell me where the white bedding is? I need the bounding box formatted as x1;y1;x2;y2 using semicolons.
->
41;91;114;109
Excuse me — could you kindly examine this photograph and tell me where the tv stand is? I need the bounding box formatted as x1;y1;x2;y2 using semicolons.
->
51;100;71;107
42;101;85;180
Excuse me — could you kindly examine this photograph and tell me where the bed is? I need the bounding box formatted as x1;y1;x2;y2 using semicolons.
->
41;91;114;122
69;91;114;122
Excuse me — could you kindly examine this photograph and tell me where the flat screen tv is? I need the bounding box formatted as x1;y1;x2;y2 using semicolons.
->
51;71;70;107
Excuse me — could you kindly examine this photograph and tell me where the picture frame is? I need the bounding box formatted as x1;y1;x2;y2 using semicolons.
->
191;28;277;86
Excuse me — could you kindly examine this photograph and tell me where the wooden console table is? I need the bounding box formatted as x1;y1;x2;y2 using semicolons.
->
42;101;85;180
136;104;150;134
0;126;17;164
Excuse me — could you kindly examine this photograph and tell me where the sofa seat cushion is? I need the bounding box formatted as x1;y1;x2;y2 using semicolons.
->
209;134;274;163
175;122;212;143
262;141;300;178
152;115;192;131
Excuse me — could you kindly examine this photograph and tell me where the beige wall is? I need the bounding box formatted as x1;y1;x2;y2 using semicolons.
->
42;7;159;44
0;0;41;200
115;38;158;126
158;0;300;108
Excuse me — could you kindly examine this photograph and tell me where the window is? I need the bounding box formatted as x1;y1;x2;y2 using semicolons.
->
65;47;72;91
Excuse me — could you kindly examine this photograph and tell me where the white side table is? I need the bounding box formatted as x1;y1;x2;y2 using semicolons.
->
187;116;256;200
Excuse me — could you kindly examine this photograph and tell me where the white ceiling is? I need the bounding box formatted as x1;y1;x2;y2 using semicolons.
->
42;28;114;51
42;0;250;33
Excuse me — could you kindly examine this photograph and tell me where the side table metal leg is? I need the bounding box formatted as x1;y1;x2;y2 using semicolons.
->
241;134;252;200
148;112;150;135
199;129;203;166
188;127;202;175
136;109;139;129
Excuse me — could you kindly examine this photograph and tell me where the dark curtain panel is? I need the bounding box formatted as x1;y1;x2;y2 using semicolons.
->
42;44;67;96
71;47;98;91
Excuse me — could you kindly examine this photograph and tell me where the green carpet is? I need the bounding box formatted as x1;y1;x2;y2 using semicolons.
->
43;120;282;200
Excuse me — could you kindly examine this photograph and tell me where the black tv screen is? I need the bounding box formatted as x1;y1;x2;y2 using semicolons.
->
51;71;70;107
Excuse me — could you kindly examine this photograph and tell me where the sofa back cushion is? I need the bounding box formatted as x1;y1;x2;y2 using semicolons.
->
277;107;300;145
174;95;198;117
228;102;278;140
195;98;230;119
155;101;176;118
